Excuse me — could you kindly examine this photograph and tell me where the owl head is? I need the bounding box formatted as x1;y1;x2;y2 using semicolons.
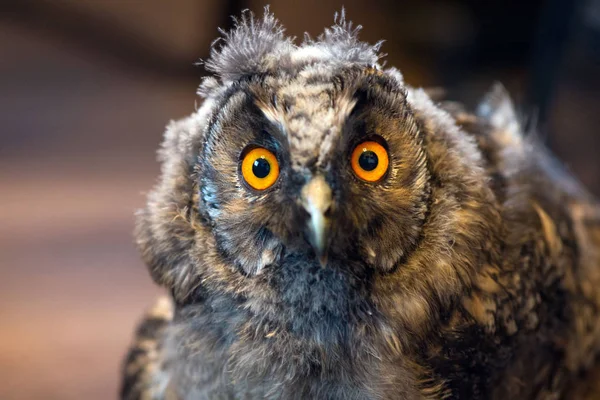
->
137;9;501;339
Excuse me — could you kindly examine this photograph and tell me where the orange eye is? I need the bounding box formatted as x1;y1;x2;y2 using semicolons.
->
351;141;389;182
241;147;280;190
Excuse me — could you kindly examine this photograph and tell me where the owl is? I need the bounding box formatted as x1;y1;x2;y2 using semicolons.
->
121;9;600;400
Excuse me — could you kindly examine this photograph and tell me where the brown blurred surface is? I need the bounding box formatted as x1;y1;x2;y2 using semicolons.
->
0;1;597;399
0;20;196;400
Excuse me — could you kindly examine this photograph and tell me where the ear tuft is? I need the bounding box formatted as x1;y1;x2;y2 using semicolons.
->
204;7;294;83
315;8;384;66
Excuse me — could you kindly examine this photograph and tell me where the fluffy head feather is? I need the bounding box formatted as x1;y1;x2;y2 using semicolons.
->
201;8;382;90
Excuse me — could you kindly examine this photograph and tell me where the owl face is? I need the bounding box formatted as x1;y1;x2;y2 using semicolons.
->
138;11;499;339
200;68;430;276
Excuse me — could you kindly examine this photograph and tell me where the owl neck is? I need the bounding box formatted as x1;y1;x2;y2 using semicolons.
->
171;285;440;399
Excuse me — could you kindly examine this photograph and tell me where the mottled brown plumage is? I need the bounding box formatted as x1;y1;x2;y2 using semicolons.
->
121;9;600;400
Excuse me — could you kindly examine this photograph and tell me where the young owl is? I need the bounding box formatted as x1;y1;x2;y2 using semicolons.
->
121;10;600;400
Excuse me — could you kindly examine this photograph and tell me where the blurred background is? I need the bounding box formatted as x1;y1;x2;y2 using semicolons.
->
0;0;598;398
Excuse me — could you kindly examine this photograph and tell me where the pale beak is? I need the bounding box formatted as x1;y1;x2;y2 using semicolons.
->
301;175;333;266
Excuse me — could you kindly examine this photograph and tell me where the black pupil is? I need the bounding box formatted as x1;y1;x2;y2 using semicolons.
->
252;157;271;178
358;150;378;171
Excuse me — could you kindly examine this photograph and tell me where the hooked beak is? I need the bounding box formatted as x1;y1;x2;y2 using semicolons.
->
301;175;332;266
